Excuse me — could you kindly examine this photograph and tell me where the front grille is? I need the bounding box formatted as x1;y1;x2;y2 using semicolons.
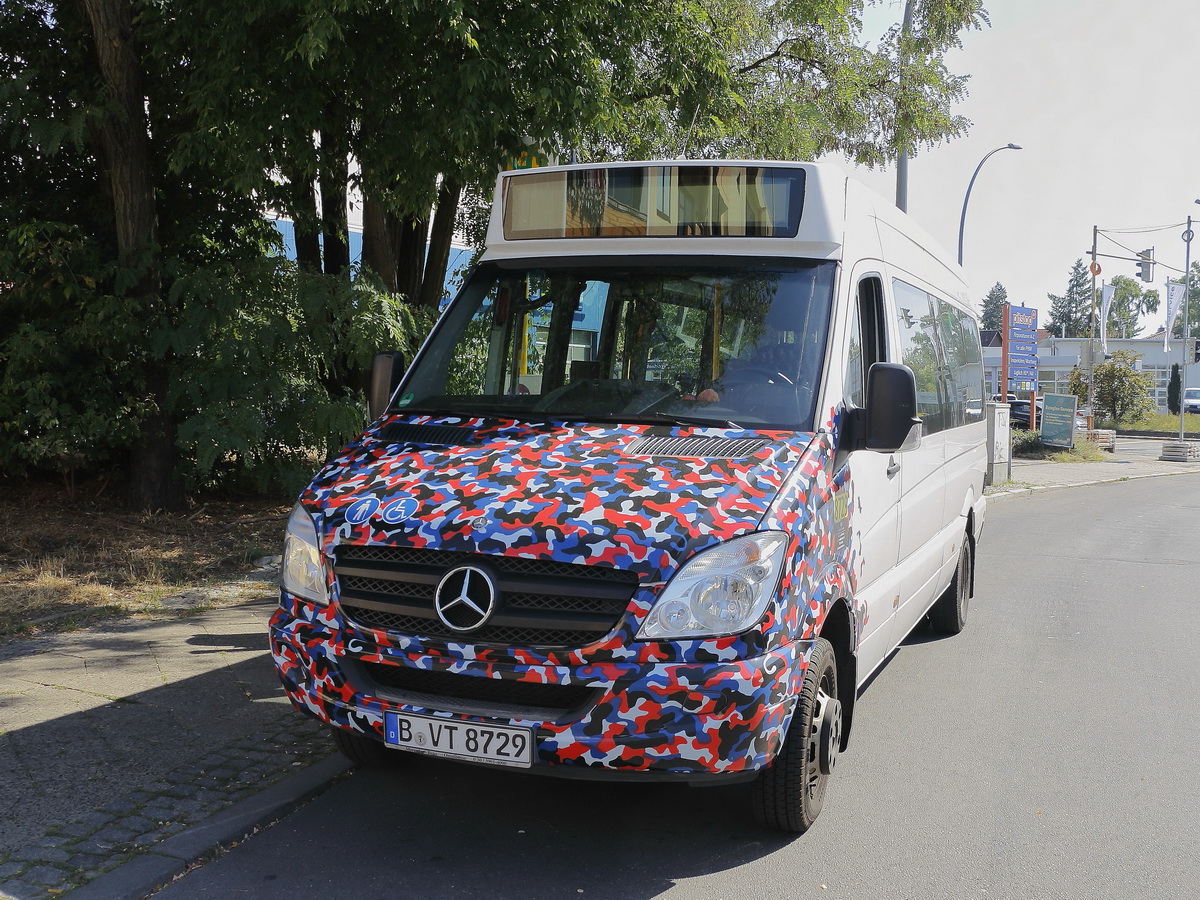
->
626;435;771;459
335;545;638;648
360;661;600;716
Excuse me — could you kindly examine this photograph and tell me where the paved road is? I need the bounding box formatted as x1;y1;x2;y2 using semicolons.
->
150;473;1200;900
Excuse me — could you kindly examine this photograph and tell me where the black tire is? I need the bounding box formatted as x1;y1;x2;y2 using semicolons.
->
930;534;973;635
752;637;841;834
330;726;401;767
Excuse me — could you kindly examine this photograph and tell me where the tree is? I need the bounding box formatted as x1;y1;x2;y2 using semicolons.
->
1168;363;1181;415
980;282;1006;330
1047;259;1092;338
1066;349;1155;427
0;0;420;506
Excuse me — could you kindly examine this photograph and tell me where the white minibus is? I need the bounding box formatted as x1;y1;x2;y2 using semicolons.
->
273;160;987;833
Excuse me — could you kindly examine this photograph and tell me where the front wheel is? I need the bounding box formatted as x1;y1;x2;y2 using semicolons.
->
751;637;841;834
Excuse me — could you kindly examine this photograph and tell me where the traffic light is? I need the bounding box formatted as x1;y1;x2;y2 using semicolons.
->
1194;339;1200;363
1136;248;1154;283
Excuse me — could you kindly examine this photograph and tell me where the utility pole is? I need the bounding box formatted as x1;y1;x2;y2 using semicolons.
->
895;1;914;211
1179;215;1193;441
1088;226;1099;429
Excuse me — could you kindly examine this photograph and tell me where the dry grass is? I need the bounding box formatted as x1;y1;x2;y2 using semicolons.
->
0;480;291;638
1048;440;1107;463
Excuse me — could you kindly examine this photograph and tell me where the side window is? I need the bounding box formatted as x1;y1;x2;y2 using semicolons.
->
893;279;945;434
951;305;985;423
847;276;887;408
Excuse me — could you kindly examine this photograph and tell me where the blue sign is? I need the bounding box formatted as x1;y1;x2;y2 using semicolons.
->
1008;328;1037;342
1008;367;1038;379
1010;341;1037;355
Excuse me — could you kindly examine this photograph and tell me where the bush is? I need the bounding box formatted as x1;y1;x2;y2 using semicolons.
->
0;223;436;497
1010;428;1045;457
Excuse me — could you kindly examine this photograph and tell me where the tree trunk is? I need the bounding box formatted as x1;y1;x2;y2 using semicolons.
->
319;123;350;278
82;0;184;511
417;178;461;310
395;211;427;304
285;167;322;272
361;194;397;291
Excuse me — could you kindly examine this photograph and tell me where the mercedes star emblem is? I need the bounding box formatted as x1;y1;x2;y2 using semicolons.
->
434;565;497;632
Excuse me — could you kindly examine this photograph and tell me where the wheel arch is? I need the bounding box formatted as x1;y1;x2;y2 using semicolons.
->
818;598;857;751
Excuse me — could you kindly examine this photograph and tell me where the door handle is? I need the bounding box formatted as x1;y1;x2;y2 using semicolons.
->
886;456;900;477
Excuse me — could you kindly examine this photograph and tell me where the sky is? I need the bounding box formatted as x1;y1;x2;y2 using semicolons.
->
827;0;1200;333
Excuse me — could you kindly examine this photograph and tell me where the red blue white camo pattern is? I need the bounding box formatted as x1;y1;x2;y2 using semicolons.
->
270;406;861;777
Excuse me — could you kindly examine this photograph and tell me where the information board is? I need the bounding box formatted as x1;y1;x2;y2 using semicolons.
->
1040;393;1078;449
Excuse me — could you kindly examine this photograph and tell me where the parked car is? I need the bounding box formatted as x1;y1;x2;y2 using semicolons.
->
1183;388;1200;416
1008;398;1040;430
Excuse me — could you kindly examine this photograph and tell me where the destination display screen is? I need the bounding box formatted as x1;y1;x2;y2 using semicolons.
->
503;165;805;241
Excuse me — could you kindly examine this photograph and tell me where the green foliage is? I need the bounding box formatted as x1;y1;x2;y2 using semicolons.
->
578;0;989;165
163;258;430;493
1009;428;1044;456
980;282;1006;330
0;224;145;478
1168;363;1181;415
0;220;433;493
1065;349;1155;427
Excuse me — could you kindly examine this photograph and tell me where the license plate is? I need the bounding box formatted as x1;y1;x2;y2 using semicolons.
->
384;712;533;768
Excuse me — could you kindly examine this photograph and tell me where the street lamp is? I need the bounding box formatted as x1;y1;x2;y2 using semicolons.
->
957;143;1022;265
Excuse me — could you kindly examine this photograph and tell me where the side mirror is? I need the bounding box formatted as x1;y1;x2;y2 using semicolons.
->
369;352;407;420
862;362;922;453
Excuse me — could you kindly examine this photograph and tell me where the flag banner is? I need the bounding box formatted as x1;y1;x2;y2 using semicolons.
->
1164;282;1186;350
1100;284;1115;353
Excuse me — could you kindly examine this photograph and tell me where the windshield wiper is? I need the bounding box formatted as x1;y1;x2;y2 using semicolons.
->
557;411;743;429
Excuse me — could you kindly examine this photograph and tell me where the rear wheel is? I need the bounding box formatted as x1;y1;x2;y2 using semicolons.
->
751;637;841;834
330;726;401;767
930;534;973;635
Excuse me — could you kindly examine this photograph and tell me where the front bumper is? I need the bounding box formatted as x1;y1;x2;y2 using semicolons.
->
269;598;808;781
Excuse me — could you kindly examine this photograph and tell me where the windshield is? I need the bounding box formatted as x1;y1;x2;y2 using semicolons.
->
395;259;836;429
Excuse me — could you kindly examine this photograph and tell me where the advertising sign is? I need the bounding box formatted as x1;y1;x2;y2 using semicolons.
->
1040;393;1078;449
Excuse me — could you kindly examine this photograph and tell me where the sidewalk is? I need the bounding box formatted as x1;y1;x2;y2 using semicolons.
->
2;438;1199;900
985;435;1200;499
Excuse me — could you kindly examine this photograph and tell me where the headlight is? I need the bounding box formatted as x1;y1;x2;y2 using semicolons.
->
636;532;789;640
281;503;328;605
